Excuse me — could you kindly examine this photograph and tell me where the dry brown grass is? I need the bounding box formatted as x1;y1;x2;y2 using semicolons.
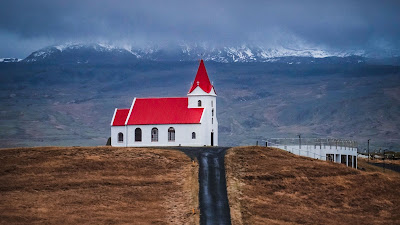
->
225;146;400;225
0;146;199;224
369;159;400;166
357;158;400;175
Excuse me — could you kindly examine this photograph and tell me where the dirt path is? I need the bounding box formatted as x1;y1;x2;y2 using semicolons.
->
170;147;232;225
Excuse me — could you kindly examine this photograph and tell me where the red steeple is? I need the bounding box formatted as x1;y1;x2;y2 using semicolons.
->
188;59;214;94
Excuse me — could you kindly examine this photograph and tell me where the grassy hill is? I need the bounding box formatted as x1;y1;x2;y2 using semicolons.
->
0;147;199;224
1;146;399;224
225;146;400;225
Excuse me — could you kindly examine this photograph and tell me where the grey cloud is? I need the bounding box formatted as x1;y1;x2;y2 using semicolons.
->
0;0;399;57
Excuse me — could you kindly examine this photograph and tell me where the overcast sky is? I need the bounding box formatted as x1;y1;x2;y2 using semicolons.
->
1;0;399;58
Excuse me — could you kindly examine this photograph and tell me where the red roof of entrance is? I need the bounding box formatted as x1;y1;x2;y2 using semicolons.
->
126;97;203;125
188;59;214;94
112;108;130;126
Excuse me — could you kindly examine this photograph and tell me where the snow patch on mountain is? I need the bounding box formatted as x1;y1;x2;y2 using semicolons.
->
0;58;21;63
54;43;87;52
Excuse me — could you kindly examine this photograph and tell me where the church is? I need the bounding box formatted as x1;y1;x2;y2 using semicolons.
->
110;60;218;147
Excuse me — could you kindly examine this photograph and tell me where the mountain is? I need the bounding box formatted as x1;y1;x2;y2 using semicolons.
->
0;58;21;63
1;60;399;149
22;43;369;64
2;43;400;150
23;43;138;64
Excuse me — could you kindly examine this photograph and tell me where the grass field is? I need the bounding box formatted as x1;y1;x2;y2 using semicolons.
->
225;146;400;225
2;145;399;224
0;147;199;224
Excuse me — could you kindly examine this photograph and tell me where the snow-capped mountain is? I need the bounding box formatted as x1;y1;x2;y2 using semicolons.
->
178;44;365;63
23;43;139;64
0;58;22;63
22;42;367;64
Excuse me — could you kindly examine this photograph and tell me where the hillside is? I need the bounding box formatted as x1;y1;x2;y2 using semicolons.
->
0;147;199;224
1;146;400;224
225;146;400;225
1;62;399;149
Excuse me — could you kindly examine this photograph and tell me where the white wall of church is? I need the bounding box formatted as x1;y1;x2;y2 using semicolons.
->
198;104;218;146
111;126;126;147
187;87;216;108
187;86;218;146
213;120;218;146
123;123;210;147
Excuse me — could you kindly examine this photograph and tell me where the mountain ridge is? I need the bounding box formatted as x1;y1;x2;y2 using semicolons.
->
20;42;371;64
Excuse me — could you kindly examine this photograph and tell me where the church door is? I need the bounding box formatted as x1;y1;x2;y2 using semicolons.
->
211;132;214;146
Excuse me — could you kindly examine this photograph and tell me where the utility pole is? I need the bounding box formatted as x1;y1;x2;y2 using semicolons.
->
383;149;386;172
298;134;301;149
367;139;371;162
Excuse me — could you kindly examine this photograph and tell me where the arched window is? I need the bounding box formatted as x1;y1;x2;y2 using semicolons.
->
151;128;158;142
212;109;214;117
168;127;175;142
198;100;202;107
118;132;123;142
192;132;196;139
135;128;142;142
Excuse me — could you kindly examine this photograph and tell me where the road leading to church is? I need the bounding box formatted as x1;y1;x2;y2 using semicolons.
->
173;147;232;225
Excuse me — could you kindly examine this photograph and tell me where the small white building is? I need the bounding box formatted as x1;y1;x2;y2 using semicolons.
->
110;60;218;147
267;138;358;168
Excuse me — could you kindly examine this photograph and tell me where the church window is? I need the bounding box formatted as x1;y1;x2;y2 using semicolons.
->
151;128;158;142
192;132;196;139
118;132;123;142
211;101;213;107
168;127;175;142
212;118;213;124
212;109;214;116
135;128;142;142
198;100;202;107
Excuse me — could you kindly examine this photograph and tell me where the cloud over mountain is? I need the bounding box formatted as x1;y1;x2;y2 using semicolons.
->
1;0;399;57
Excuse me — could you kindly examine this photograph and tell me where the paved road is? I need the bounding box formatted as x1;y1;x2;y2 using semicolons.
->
166;147;232;225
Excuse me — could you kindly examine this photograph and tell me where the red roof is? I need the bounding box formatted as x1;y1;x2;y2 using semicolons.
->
126;97;203;125
112;109;130;126
188;59;214;94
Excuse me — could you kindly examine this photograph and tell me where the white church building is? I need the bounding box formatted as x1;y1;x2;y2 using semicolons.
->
110;60;218;147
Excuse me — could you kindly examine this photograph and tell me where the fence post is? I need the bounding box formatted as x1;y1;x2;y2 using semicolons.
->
265;141;268;147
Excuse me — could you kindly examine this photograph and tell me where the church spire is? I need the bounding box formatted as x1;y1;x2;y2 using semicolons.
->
188;59;214;94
